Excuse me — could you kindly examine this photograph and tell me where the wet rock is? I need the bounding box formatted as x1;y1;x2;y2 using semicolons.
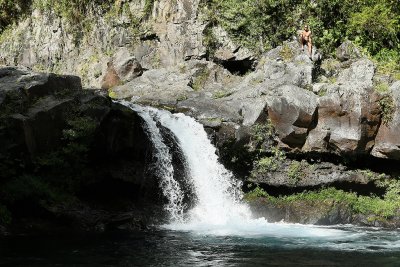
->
248;198;353;225
177;96;242;123
112;67;192;103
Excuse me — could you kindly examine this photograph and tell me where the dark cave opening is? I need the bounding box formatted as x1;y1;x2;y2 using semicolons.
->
216;58;256;76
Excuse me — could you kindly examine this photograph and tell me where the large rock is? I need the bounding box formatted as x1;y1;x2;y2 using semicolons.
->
249;159;380;188
212;26;254;62
266;85;318;148
112;67;192;104
371;81;400;159
260;41;314;89
336;41;361;62
101;48;143;90
303;59;380;155
0;67;81;99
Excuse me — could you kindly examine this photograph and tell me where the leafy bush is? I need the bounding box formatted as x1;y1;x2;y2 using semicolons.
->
251;147;286;176
287;161;306;185
0;0;32;32
379;94;395;125
244;184;269;201
245;179;400;218
374;49;400;79
348;3;399;55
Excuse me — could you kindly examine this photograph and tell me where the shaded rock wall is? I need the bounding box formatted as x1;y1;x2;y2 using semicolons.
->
0;67;167;234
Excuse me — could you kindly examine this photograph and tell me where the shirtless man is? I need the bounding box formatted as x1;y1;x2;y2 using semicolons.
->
299;25;312;57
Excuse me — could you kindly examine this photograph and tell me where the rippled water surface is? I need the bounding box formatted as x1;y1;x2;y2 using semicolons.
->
1;225;400;266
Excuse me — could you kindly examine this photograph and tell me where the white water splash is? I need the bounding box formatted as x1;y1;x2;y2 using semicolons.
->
153;111;252;227
117;100;184;221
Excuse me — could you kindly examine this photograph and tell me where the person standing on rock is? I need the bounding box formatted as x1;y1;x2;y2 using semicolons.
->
299;25;312;58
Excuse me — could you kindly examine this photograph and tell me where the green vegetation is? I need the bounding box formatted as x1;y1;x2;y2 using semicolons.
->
374;82;390;94
1;175;63;205
191;68;211;91
108;90;117;99
378;94;395;125
0;0;32;32
143;0;155;17
248;121;275;152
287;161;306;185
279;43;295;62
251;147;286;175
245;179;400;219
203;26;219;57
347;3;398;55
204;0;400;74
374;49;400;80
213;90;232;99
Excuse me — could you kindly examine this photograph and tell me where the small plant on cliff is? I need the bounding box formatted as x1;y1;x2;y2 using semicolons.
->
244;183;270;201
248;121;275;153
143;0;155;17
203;26;220;58
279;43;294;62
251;147;286;176
287;161;306;185
191;68;211;91
108;89;117;99
213;90;232;99
374;82;390;94
378;94;395;125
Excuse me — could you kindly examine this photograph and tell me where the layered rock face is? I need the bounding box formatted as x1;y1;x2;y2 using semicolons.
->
0;0;208;88
0;67;167;234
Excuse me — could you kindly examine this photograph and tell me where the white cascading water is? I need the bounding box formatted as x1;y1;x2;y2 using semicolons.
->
153;110;253;227
117;100;185;222
118;101;362;239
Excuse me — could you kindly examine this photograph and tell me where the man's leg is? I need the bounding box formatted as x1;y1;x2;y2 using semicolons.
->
299;37;304;51
308;42;312;57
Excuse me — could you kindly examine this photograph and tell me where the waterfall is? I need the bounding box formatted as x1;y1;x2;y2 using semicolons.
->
117;101;185;222
153;110;252;227
117;100;251;226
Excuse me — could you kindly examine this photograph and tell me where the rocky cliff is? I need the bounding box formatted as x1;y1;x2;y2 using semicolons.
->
1;0;400;231
0;67;175;235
